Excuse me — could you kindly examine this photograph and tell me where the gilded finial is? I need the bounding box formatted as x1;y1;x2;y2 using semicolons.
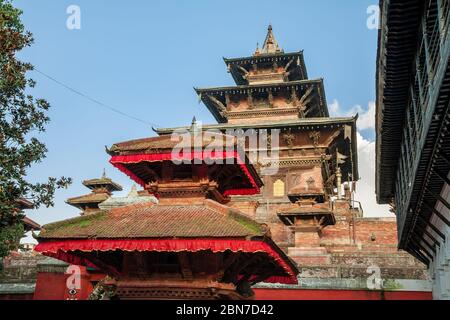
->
259;24;283;55
254;42;261;55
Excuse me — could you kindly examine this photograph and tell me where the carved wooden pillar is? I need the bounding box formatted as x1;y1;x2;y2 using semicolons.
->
272;61;278;72
247;91;254;110
291;88;299;107
283;129;295;157
162;160;173;183
268;90;274;108
225;93;232;111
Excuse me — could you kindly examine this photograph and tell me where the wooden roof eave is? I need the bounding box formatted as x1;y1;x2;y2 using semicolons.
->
82;180;123;192
317;79;329;117
252;236;300;276
194;78;325;94
223;51;304;65
22;216;41;231
223;51;308;86
194;78;328;121
155;117;358;134
375;0;424;203
201;96;228;123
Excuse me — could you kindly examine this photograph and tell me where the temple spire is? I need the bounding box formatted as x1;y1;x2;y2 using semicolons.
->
255;24;283;55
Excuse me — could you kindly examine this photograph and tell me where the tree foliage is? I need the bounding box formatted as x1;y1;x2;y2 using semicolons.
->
0;0;71;257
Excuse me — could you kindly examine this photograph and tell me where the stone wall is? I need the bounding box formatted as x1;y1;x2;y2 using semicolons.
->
0;252;46;299
0;252;45;284
231;196;431;291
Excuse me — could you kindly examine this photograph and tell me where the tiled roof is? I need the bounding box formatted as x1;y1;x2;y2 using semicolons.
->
38;200;264;240
155;117;357;134
108;133;237;155
15;198;34;210
83;177;122;191
22;216;41;231
66;193;109;205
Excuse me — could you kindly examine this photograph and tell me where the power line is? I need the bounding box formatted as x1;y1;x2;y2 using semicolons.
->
33;68;161;128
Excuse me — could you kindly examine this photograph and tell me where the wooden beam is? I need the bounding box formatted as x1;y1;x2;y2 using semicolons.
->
80;252;121;278
421;200;450;226
437;150;450;166
223;254;262;284
414;221;441;247
416;214;446;241
142;164;160;182
250;269;275;286
222;252;239;272
431;167;450;186
178;252;193;279
410;237;434;260
412;233;436;254
408;244;430;265
425;187;450;210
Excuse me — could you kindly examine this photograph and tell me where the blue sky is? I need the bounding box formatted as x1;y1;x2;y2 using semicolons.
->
13;0;390;232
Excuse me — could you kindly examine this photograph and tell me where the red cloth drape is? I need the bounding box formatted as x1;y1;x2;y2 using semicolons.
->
109;152;260;196
35;238;297;284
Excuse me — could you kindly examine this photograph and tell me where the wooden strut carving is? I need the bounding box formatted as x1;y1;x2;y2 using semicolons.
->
272;61;278;72
268;91;274;108
225;93;232;111
291;88;299;107
265;133;272;150
247;91;254;110
207;95;227;115
298;87;314;118
283;129;295;157
236;65;249;79
309;131;321;148
284;58;295;74
89;276;117;300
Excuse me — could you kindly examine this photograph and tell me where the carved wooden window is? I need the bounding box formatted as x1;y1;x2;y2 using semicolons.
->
273;179;285;197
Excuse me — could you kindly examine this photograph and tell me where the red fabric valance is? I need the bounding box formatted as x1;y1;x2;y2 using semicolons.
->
110;152;260;196
35;238;297;285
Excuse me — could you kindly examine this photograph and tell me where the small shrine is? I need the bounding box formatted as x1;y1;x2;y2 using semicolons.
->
66;172;122;215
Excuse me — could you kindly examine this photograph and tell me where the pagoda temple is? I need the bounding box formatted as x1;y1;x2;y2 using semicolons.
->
66;171;123;215
154;26;432;298
157;25;359;266
35;133;298;300
28;25;434;301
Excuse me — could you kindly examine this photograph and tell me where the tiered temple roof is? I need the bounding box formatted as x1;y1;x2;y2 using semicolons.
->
195;25;329;124
107;133;263;201
156;117;359;184
82;176;123;193
39;200;266;240
66;172;122;215
36;132;298;299
13;198;40;231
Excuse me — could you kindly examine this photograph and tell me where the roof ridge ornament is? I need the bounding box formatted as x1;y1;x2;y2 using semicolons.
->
254;42;261;55
255;24;283;56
